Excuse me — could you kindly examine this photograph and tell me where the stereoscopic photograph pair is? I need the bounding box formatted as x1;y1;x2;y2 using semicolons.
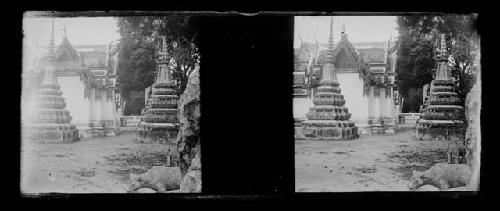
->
20;12;480;196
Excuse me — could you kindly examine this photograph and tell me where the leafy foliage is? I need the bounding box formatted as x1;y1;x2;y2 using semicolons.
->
396;14;479;111
116;16;199;115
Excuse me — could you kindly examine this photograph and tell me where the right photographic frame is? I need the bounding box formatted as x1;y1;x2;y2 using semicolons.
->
293;14;480;192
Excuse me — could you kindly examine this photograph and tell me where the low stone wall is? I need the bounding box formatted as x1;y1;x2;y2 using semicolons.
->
120;116;141;127
117;116;141;134
396;113;420;130
76;121;120;138
398;113;420;124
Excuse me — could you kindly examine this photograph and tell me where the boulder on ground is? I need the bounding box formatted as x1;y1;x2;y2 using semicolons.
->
135;188;157;193
417;185;440;191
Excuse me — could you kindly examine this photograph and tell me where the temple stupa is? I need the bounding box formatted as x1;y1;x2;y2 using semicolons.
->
23;19;79;142
137;37;180;144
299;17;359;140
416;34;465;141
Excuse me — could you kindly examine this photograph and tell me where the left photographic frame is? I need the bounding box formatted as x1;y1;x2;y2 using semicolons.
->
21;12;201;194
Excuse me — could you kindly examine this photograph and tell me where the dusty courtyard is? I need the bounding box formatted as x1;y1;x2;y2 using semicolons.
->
21;129;454;194
21;132;175;194
295;129;452;192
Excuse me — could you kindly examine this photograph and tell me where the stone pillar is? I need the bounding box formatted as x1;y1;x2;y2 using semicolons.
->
93;88;102;126
101;89;106;121
368;86;375;121
89;89;95;123
380;86;386;119
422;83;429;104
388;87;395;119
373;87;380;120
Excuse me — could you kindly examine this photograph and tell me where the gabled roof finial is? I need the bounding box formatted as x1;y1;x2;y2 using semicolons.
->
61;26;67;39
342;20;345;35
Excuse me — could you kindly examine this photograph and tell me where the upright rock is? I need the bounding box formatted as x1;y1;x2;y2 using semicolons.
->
180;150;201;192
176;65;201;192
465;70;481;191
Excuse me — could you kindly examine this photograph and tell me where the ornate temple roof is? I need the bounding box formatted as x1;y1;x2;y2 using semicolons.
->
315;35;362;70
296;40;397;65
55;37;81;63
293;20;401;88
38;42;117;72
79;51;107;68
39;36;81;71
357;48;386;64
295;42;320;64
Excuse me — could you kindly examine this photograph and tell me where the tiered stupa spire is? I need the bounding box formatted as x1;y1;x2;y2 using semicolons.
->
323;16;338;82
138;35;180;158
298;17;358;140
436;34;450;80
326;16;335;65
157;36;170;82
416;33;465;143
24;18;79;142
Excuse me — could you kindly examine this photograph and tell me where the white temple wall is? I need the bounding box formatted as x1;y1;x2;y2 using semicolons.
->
57;76;90;127
293;96;313;120
337;72;369;125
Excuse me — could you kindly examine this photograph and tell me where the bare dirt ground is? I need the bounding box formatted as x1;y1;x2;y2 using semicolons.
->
295;129;452;192
21;132;174;194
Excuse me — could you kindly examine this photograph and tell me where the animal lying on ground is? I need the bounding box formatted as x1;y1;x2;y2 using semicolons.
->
128;166;181;193
408;163;471;191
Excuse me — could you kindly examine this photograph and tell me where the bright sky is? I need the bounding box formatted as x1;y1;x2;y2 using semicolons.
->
294;16;399;48
23;16;120;48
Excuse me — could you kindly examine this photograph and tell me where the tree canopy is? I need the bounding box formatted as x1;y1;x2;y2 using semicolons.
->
116;16;200;115
396;14;479;111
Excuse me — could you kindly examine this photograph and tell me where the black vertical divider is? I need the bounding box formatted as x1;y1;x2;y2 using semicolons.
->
196;15;295;195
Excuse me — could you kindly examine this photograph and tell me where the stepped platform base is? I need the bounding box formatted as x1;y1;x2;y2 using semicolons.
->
24;129;80;143
295;126;358;140
137;130;179;144
415;126;465;141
